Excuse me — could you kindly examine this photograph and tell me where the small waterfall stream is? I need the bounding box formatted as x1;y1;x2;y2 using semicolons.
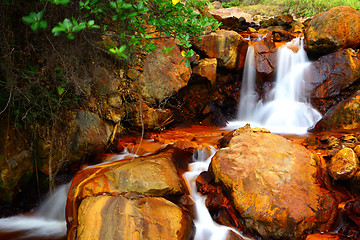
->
228;37;322;134
0;145;249;240
183;147;248;240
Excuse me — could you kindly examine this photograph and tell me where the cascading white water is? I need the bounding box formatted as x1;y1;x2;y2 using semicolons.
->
0;183;70;239
237;45;258;120
183;148;249;240
228;37;322;134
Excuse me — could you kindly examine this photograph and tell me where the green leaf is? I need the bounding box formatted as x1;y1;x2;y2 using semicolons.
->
66;33;75;39
35;11;44;21
39;20;48;29
87;20;94;26
109;1;117;8
57;86;65;95
52;26;66;34
119;45;126;52
22;15;35;24
51;0;70;5
30;22;39;31
184;59;191;67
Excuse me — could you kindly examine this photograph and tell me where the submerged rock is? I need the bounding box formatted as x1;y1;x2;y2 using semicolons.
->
76;195;194;240
210;128;338;239
305;6;360;58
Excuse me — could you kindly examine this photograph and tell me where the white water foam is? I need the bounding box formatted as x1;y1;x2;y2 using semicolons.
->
183;148;249;240
228;37;322;134
0;182;70;238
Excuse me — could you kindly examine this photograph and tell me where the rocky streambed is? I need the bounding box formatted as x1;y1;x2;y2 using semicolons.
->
61;125;360;240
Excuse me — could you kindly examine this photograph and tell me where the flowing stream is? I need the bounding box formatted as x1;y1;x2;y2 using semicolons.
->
0;145;249;240
228;37;322;134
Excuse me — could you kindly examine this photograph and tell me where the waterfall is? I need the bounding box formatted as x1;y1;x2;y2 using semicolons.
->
237;45;258;120
228;37;322;134
0;183;70;239
183;147;248;240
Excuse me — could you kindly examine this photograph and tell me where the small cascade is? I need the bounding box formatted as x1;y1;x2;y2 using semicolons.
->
183;148;248;240
237;45;258;120
228;37;322;134
0;183;70;239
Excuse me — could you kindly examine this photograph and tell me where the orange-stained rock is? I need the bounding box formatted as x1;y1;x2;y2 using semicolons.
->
192;58;217;85
328;148;359;181
209;127;338;239
132;102;173;130
305;233;340;240
253;35;276;77
308;49;360;100
139;38;191;105
305;6;360;58
193;30;248;70
66;147;189;239
311;90;360;132
76;195;194;240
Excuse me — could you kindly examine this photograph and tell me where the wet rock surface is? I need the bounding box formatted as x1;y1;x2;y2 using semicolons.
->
193;29;248;70
328;147;359;181
311;90;360;132
210;127;338;239
305;6;360;58
76;195;194;240
66;147;191;239
139;39;192;105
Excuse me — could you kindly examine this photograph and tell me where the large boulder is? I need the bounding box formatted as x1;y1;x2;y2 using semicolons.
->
193;30;248;70
305;6;360;58
210;127;338;239
308;49;360;99
209;7;253;31
311;90;360;132
139;39;192;106
76;195;194;240
66;147;189;239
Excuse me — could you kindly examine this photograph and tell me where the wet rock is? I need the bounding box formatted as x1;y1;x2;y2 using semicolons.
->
308;49;360;101
66;147;189;238
311;90;360;132
192;58;217;85
76;195;194;240
209;7;253;31
328;148;359;181
272;29;297;42
305;233;340;240
107;92;123;108
305;6;360;58
193;29;248;70
0;150;33;203
210;127;338;239
253;35;276;80
354;145;360;158
69;110;111;155
132;103;173;130
139;38;191;105
343;198;360;228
